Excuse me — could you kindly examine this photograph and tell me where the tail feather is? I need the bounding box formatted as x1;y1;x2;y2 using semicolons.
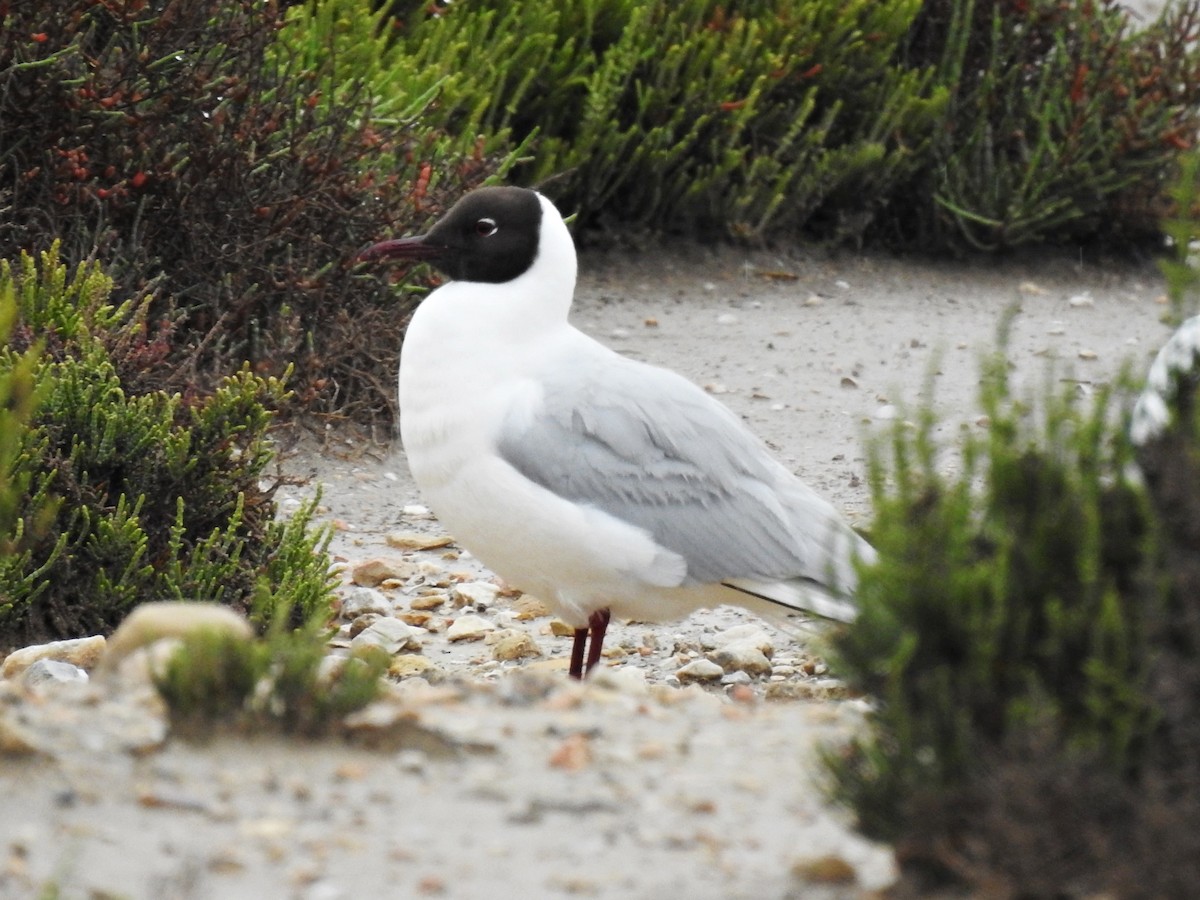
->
721;577;858;624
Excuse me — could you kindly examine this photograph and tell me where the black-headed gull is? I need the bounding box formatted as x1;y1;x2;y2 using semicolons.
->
362;186;874;678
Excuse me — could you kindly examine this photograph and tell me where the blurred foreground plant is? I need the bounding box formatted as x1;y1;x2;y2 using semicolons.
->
827;278;1200;895
153;599;386;737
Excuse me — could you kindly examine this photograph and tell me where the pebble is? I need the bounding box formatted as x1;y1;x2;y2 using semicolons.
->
548;619;576;637
398;611;433;628
710;642;773;676
589;666;648;695
350;617;419;654
706;624;774;655
452;581;501;610
409;594;447;611
511;595;551;620
675;658;725;683
22;658;89;689
1;635;107;679
348;613;382;638
350;557;416;587
792;854;857;885
488;630;542;661
765;679;849;702
720;670;752;686
340;587;393;618
446;614;496;642
388;654;440;680
385;531;454;551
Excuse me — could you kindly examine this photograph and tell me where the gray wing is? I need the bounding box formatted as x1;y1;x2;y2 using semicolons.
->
496;355;856;588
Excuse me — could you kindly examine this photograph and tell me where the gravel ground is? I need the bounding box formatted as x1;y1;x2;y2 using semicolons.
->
0;243;1173;900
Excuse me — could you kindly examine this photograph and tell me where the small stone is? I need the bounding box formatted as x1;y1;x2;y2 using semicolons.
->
348;613;381;638
589;666;648;695
548;733;592;771
765;679;849;702
490;631;543;661
2;635;107;679
410;594;446;611
1078;348;1098;360
548;619;577;637
511;595;551;620
1068;291;1095;308
388;654;439;679
340;587;393;618
799;658;828;676
720;670;752;686
676;658;725;683
792;854;857;885
709;642;773;676
446;614;496;642
350;558;415;587
398;611;432;628
385;531;454;551
451;582;501;610
351;617;419;654
707;624;774;655
22;658;88;689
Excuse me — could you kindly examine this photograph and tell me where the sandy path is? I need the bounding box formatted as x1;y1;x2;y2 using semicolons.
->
0;245;1172;900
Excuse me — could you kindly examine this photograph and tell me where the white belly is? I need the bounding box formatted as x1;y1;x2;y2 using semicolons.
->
401;388;692;625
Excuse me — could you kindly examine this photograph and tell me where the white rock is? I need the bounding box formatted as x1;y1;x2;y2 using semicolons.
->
385;532;453;551
446;614;497;642
589;666;649;695
1;635;107;679
487;628;542;660
710;641;773;676
22;658;88;689
351;617;419;654
340;587;393;619
350;557;417;586
452;581;501;610
705;623;775;655
676;658;725;683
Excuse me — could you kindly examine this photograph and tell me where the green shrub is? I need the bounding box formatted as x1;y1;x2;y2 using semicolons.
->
0;0;509;424
153;607;386;737
0;246;335;650
296;0;1200;249
828;315;1200;892
895;0;1200;250
310;0;945;240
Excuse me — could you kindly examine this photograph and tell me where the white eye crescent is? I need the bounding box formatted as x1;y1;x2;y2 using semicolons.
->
475;218;497;237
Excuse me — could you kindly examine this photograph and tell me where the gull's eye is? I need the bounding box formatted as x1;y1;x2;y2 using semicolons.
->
475;217;497;237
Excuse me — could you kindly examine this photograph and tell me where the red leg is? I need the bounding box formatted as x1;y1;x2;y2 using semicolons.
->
569;627;588;679
584;608;611;675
